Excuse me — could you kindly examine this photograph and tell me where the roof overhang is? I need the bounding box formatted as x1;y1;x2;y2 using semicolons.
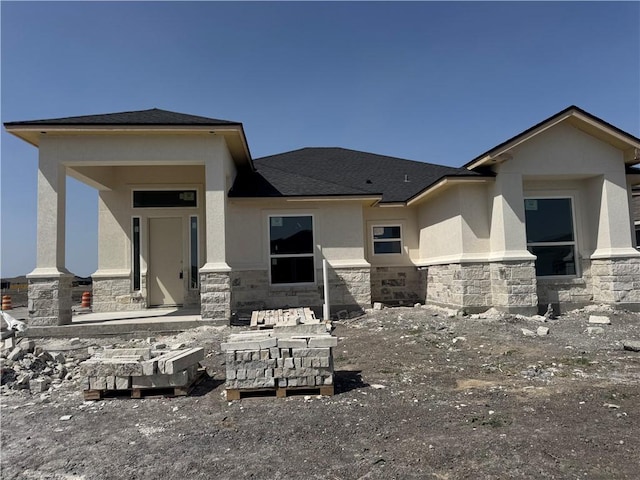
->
465;106;640;171
406;176;493;206
229;194;382;207
4;124;254;171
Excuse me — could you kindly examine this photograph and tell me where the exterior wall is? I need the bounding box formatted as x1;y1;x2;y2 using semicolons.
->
92;276;146;312
229;267;370;313
371;266;425;304
426;263;490;311
27;275;72;326
591;258;640;304
363;206;419;264
536;259;593;311
200;271;231;322
489;261;537;314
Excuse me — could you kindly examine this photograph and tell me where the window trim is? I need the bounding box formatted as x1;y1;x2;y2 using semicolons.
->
634;221;640;250
371;224;403;256
524;195;579;279
268;214;316;286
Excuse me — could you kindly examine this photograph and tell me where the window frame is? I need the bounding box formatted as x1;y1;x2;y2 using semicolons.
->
634;221;640;250
371;224;403;256
268;214;316;286
131;186;200;209
524;195;579;279
189;215;199;290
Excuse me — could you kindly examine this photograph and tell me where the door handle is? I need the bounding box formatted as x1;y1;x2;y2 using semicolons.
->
179;271;184;279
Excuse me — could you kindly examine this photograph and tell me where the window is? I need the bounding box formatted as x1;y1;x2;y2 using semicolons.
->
189;216;199;289
133;190;197;208
635;223;640;250
524;198;577;277
269;215;314;284
372;226;402;254
132;217;141;291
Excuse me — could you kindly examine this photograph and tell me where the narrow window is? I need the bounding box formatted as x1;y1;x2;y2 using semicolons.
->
373;226;402;254
635;223;640;250
190;216;199;289
525;198;577;277
132;217;141;291
269;215;314;284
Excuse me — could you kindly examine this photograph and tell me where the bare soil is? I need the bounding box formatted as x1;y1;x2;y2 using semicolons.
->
2;305;640;479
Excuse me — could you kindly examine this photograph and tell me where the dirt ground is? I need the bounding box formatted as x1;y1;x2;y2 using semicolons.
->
2;304;640;479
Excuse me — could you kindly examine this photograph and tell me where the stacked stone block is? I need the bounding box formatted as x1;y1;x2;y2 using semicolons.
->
200;271;231;321
489;261;538;314
80;347;204;395
591;258;640;305
427;263;491;310
221;328;336;391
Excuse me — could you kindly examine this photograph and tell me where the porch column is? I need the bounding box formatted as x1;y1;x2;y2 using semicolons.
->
590;173;640;305
199;150;231;322
27;155;72;325
488;172;537;314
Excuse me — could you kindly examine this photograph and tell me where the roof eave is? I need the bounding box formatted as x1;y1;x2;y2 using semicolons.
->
406;175;494;206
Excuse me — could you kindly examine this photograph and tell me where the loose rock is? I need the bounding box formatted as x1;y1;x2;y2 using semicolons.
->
622;340;640;352
589;315;611;325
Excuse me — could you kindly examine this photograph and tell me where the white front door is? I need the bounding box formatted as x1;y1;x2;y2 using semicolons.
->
148;217;184;306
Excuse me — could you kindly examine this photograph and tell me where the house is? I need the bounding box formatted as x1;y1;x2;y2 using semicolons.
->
4;106;640;326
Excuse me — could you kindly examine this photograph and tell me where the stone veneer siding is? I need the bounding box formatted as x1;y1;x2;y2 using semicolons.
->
489;261;538;314
370;266;425;305
200;271;231;321
591;257;640;305
28;275;73;326
426;263;491;311
536;259;593;312
92;276;146;313
229;267;371;314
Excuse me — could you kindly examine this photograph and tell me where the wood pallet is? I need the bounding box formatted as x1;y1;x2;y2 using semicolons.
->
83;368;206;401
226;384;334;400
250;307;317;330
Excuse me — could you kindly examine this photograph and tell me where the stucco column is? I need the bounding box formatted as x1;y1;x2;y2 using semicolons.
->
199;150;231;322
591;173;640;259
488;172;537;314
27;155;72;325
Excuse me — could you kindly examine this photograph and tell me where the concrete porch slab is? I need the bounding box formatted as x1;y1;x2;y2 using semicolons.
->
8;307;225;338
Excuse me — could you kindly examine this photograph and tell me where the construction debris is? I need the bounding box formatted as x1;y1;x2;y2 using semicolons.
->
222;325;337;399
250;307;318;329
80;346;205;400
589;315;611;325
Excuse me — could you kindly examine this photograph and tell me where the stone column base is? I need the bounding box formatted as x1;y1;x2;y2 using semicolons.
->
591;257;640;306
92;276;146;312
200;271;231;322
27;275;73;326
489;261;538;315
426;263;490;311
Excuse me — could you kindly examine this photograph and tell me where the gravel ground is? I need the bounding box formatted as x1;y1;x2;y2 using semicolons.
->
2;304;640;479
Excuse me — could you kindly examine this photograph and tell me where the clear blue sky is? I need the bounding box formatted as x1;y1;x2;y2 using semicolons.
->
1;1;639;278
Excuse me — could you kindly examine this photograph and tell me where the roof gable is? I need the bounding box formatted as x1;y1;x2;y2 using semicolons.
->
465;106;640;170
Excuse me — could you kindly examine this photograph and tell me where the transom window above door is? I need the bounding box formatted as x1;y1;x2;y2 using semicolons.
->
133;190;197;208
269;215;314;284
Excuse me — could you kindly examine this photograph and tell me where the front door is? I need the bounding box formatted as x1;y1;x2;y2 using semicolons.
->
148;217;184;306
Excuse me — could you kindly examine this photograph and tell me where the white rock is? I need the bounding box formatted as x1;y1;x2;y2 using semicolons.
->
589;315;610;325
69;338;81;345
373;302;383;311
59;415;73;421
371;384;386;390
537;326;549;336
586;327;604;335
521;328;536;337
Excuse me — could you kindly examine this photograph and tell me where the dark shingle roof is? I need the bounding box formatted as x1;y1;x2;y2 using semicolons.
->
230;147;481;203
3;108;240;127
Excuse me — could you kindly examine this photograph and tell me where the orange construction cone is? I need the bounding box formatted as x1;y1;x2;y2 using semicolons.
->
81;291;91;308
1;295;12;310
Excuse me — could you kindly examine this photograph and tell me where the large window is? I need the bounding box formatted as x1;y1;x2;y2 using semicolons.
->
372;225;402;254
269;215;314;284
525;198;577;277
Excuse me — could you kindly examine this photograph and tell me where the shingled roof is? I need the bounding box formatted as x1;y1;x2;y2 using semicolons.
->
230;147;482;203
3;108;240;127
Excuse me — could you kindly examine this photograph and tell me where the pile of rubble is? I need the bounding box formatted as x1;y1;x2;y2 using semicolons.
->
222;322;337;395
0;338;82;394
80;346;204;398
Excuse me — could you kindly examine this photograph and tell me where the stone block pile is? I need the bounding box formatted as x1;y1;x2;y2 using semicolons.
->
221;323;337;393
80;346;204;394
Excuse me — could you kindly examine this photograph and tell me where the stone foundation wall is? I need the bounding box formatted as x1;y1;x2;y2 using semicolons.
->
230;266;371;313
92;277;146;313
489;261;538;314
426;263;491;311
536;259;593;311
200;271;231;321
591;257;640;305
28;275;73;326
371;266;425;305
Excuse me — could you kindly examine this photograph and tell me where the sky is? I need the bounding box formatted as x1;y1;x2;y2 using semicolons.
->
1;1;639;278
